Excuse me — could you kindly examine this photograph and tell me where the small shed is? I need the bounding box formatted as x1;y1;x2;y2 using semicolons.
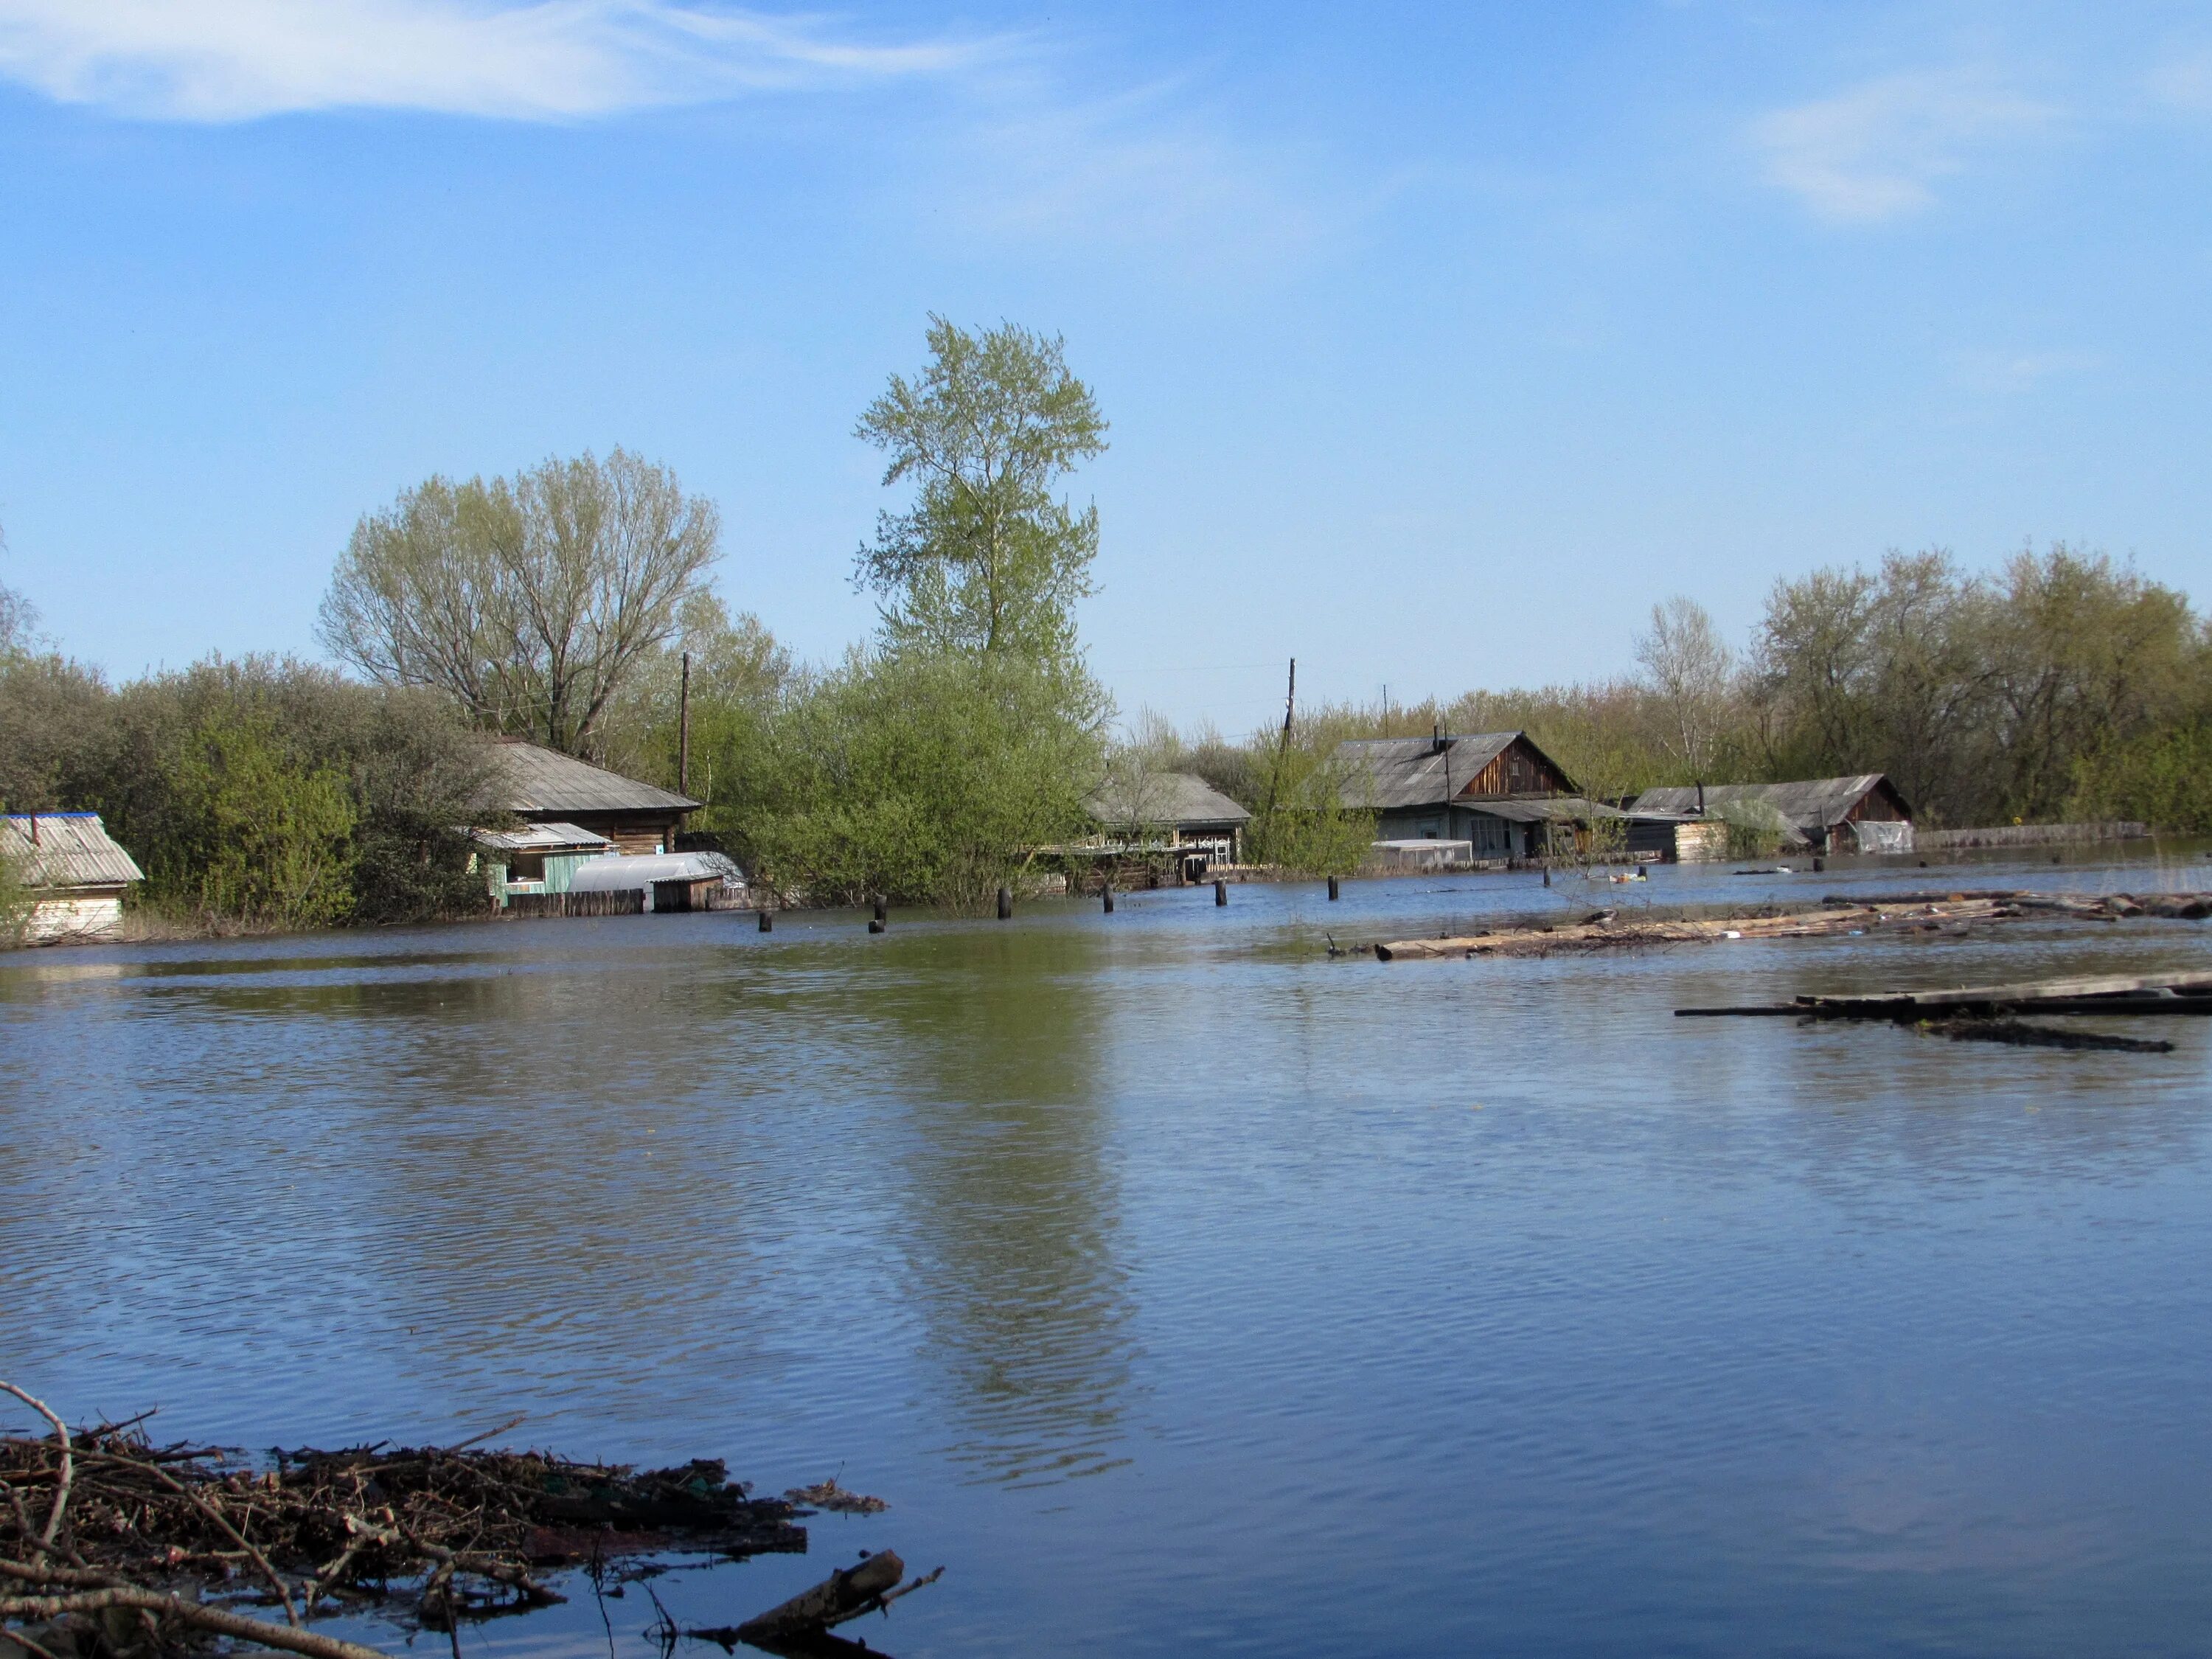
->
479;740;700;855
1082;771;1252;865
566;850;745;911
1;813;144;945
1630;776;1913;855
466;821;614;908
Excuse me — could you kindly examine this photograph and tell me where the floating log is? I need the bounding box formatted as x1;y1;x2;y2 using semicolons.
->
1376;891;2212;962
721;1550;942;1646
1680;970;2212;1020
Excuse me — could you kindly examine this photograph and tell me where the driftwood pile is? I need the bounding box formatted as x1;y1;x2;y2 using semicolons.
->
0;1383;933;1659
1373;889;2212;961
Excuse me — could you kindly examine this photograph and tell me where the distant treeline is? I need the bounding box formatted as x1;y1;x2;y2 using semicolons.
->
1127;547;2212;835
0;653;489;931
7;361;2211;939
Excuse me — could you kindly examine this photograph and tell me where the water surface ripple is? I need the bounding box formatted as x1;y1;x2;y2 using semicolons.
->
3;850;2210;1655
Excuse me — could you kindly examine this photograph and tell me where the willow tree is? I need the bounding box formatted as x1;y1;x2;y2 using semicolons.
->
319;448;720;757
853;316;1108;660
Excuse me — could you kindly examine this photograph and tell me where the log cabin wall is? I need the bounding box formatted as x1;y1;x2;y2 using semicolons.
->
1463;737;1571;799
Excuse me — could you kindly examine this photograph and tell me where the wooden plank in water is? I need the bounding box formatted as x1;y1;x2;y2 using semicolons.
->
1804;971;2212;1009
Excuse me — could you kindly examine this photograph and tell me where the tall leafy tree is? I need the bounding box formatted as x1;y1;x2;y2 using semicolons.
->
319;448;720;757
854;316;1108;659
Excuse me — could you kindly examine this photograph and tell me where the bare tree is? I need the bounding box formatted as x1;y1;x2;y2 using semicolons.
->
1635;595;1734;780
0;519;38;658
319;449;720;757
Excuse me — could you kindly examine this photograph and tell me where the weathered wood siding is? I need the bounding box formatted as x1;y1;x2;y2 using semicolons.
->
1460;737;1571;799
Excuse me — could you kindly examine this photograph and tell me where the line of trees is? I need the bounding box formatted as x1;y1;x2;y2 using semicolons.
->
1133;546;2212;835
10;344;2212;939
1;316;1118;926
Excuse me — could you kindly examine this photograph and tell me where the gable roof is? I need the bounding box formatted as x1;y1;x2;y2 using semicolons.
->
1630;776;1906;830
1329;732;1574;810
1085;771;1251;830
1;813;145;890
481;740;698;816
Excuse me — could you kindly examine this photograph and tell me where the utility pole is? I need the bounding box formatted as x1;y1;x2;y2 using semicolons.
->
1259;657;1297;825
678;650;692;798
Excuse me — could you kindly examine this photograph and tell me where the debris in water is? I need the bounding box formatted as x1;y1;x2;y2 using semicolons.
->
783;1478;888;1515
1;1382;804;1659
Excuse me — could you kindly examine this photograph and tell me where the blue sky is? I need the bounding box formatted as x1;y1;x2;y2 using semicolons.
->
1;1;2209;735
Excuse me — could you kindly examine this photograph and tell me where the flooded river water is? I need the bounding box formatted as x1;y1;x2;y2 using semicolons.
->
4;848;2212;1656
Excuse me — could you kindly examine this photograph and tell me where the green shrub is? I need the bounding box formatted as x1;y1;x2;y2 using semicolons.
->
2070;722;2212;832
1713;798;1794;859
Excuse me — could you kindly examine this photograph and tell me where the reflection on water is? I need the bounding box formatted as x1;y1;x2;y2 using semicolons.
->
869;928;1134;1485
4;851;2212;1657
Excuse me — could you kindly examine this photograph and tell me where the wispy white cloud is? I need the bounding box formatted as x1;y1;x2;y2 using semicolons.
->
1752;69;2059;223
925;77;1348;265
1945;347;2104;396
0;0;983;121
2148;46;2212;115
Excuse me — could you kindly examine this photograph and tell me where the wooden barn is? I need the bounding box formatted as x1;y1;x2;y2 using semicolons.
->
1;813;144;944
479;740;700;856
1330;731;1624;859
1630;775;1913;855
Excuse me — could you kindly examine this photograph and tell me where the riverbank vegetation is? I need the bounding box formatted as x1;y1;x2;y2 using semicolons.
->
1141;546;2212;834
9;358;2212;939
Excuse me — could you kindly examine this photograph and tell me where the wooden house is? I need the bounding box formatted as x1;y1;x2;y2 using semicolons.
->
1;813;144;944
1082;771;1252;866
1331;731;1624;859
480;740;699;856
1630;776;1913;855
466;821;614;908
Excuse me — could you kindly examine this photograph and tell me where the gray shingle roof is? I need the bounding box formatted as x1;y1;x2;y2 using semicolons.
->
1329;733;1578;810
1630;776;1899;830
1084;771;1251;830
1;813;145;890
482;741;698;815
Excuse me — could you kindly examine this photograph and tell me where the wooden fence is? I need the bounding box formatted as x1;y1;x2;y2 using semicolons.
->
502;890;646;919
1919;821;2149;850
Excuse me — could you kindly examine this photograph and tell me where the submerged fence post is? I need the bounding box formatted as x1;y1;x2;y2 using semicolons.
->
759;908;773;933
1103;886;1115;914
1214;879;1228;907
1328;875;1340;901
998;887;1013;919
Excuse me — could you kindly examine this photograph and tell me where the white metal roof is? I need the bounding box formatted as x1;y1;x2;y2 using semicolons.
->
565;851;743;891
465;821;613;854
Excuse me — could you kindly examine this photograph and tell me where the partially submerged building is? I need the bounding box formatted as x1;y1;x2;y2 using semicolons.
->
1629;776;1913;855
481;740;700;855
467;821;616;908
1080;771;1253;868
1;813;144;944
1331;731;1624;860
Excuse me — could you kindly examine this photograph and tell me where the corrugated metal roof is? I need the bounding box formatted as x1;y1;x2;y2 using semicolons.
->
1332;732;1569;809
1630;776;1897;830
1084;771;1251;829
466;821;613;854
1;813;145;890
483;741;699;815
